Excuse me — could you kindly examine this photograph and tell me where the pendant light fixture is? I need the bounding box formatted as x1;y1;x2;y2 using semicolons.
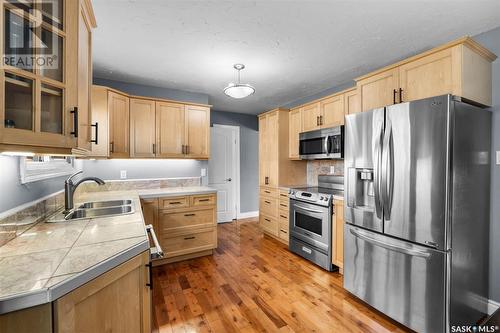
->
223;64;255;99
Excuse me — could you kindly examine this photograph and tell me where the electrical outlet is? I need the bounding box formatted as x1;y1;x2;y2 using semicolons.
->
330;166;335;174
497;151;500;165
120;170;127;179
201;168;207;177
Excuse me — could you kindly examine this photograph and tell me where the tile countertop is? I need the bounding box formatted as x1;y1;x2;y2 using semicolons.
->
0;186;216;315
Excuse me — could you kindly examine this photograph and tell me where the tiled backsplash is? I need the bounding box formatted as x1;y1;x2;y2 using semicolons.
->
307;160;344;186
0;177;201;247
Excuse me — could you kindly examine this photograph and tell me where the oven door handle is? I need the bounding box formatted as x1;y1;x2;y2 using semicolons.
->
293;204;325;214
146;224;164;260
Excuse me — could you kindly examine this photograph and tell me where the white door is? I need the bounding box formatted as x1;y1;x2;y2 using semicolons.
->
208;125;238;223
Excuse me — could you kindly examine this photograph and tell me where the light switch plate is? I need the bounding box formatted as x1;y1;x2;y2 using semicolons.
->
496;151;500;165
201;168;207;177
120;170;127;179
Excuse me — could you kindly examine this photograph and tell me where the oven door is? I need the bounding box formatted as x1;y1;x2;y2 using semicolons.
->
289;199;331;253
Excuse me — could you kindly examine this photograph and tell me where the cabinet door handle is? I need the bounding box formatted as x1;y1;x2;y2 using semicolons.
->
184;236;196;240
90;122;98;144
184;213;196;217
316;116;319;126
393;89;397;104
70;107;78;137
319;115;323;125
146;263;153;289
152;143;156;154
265;176;269;185
110;141;114;153
399;88;403;103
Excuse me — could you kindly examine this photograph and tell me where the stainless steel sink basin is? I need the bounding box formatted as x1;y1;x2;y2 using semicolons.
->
65;205;134;220
78;200;132;209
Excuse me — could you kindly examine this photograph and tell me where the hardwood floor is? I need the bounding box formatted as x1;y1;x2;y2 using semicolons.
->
152;218;411;333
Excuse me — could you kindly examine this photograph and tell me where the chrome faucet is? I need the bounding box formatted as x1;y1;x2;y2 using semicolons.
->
64;171;105;213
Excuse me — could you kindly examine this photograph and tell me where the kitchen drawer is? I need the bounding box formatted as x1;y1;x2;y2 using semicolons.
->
278;199;289;210
190;194;216;207
259;214;278;236
160;196;189;209
260;187;278;198
159;208;215;233
260;196;278;217
279;212;289;229
279;229;289;242
162;228;216;258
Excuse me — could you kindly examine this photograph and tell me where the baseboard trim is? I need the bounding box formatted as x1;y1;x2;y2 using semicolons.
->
488;299;500;315
237;211;259;219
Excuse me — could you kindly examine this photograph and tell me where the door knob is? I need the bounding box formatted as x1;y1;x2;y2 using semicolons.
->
225;178;232;182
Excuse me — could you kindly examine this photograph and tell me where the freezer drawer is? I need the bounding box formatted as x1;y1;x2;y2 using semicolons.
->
344;225;446;333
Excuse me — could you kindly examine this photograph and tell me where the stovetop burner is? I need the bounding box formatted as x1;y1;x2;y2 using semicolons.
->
291;186;344;197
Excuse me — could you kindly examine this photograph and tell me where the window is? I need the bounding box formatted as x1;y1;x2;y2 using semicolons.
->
20;156;76;184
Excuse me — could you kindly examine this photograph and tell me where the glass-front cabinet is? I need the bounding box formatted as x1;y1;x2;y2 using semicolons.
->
0;0;96;153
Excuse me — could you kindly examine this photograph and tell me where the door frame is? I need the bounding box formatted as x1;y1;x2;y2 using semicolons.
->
211;124;240;222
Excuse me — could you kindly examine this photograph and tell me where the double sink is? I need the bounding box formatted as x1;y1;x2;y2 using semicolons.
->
48;200;135;222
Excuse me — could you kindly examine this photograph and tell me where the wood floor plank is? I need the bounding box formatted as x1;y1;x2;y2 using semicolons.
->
153;219;412;333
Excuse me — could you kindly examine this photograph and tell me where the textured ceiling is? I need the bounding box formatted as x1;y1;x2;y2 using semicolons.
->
92;0;500;114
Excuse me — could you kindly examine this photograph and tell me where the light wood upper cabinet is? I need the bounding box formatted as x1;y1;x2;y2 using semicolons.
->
288;108;301;159
156;102;185;158
108;91;130;158
259;115;269;187
185;105;210;159
0;0;96;154
266;111;279;188
321;94;345;127
130;99;156;158
357;68;400;112
356;37;497;111
54;251;151;333
345;88;360;114
301;102;321;132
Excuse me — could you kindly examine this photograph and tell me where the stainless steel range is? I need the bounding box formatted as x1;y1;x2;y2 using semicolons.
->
288;175;344;271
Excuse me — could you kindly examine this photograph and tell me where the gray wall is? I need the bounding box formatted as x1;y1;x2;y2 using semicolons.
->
81;159;208;185
211;110;259;213
93;77;209;105
473;26;500;303
0;156;78;213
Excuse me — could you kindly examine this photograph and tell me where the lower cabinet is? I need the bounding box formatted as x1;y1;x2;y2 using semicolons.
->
259;187;289;244
0;251;152;333
332;199;345;273
142;193;217;264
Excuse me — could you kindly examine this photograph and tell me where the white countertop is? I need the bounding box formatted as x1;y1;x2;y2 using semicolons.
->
137;186;216;199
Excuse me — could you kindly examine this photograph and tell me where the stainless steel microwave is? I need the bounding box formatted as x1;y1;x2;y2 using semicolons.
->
299;126;344;160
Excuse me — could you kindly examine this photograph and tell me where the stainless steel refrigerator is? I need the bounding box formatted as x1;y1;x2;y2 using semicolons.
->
343;95;491;333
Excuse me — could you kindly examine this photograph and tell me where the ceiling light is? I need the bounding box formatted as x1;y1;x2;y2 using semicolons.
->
223;64;255;99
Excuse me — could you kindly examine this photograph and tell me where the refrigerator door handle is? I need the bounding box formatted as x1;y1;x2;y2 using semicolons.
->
373;120;384;218
349;228;431;258
382;119;393;219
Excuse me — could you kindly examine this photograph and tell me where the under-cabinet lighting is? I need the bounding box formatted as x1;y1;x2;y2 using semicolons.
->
1;151;35;157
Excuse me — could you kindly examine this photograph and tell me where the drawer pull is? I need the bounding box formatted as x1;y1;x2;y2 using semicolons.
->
280;229;287;233
265;201;271;204
184;236;196;240
280;215;287;219
198;198;210;202
280;204;287;207
169;201;182;205
264;218;271;222
264;191;271;194
184;213;196;217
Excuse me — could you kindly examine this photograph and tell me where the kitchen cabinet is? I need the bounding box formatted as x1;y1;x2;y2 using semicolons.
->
300;102;321;132
0;303;52;333
185;105;210;159
288;108;301;159
357;68;400;112
0;0;96;154
258;108;306;239
345;88;360;114
278;189;290;244
332;199;344;274
90;86;109;157
148;193;217;264
54;251;151;333
356;37;496;111
130;98;156;158
108;90;130;158
320;93;344;127
155;101;185;158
